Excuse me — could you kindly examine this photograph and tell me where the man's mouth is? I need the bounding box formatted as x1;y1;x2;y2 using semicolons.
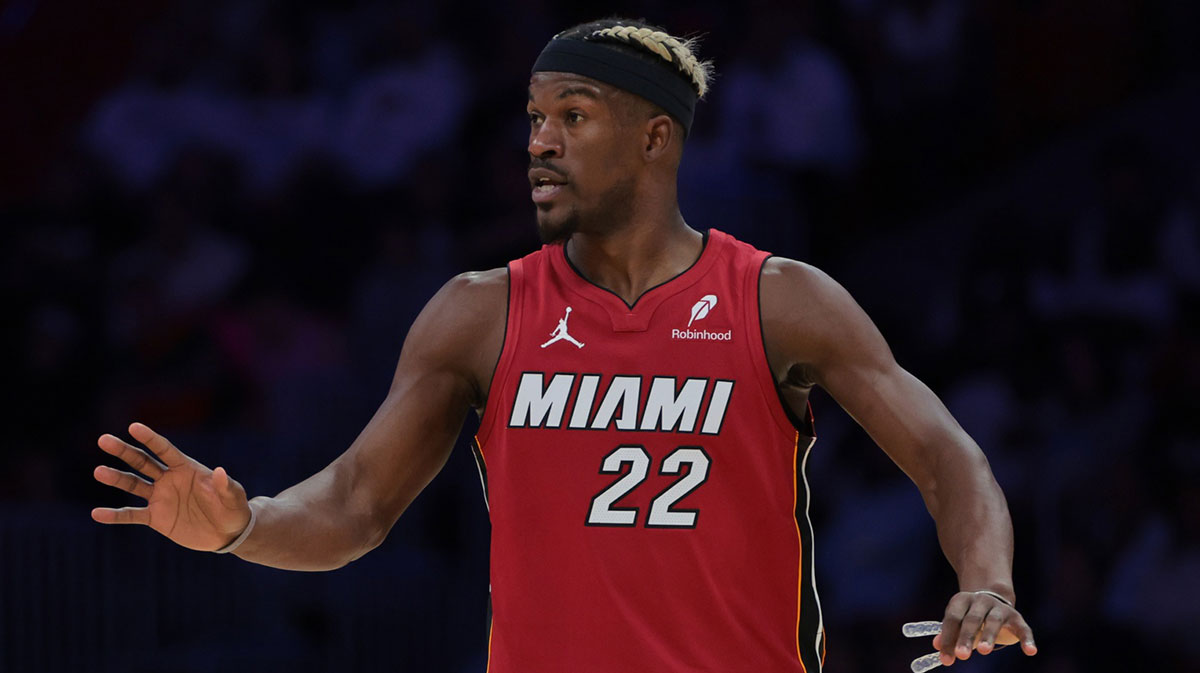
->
530;171;568;203
532;182;564;203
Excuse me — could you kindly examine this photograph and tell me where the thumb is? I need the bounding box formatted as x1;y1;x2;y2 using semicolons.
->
211;467;244;506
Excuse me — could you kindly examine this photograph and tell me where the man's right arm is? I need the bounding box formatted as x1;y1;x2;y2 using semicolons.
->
235;269;507;569
92;269;508;571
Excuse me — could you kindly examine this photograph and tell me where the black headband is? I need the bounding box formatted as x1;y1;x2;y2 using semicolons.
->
531;38;698;135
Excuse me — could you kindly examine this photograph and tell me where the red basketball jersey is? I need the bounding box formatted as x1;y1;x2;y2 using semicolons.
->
474;229;824;672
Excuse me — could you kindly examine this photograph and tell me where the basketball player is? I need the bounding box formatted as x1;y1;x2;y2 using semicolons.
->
92;18;1037;672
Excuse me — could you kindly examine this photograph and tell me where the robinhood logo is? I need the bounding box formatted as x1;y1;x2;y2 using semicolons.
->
673;294;732;341
688;294;717;327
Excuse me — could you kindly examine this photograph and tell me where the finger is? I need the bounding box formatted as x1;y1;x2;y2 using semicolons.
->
93;465;154;500
955;603;994;660
91;506;151;525
1007;613;1038;655
976;608;1007;654
98;434;165;479
939;593;971;665
129;422;186;468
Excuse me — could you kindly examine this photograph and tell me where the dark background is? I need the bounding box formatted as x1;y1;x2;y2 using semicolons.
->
3;0;1199;671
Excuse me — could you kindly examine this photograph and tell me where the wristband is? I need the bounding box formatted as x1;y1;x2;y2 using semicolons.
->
973;590;1014;607
214;506;256;554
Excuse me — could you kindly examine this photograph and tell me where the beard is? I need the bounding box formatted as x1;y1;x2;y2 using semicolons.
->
534;176;637;245
536;202;580;245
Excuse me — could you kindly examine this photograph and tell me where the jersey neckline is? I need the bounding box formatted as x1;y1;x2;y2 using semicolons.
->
548;228;728;332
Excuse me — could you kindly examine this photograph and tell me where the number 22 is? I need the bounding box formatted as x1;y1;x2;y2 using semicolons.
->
586;445;711;528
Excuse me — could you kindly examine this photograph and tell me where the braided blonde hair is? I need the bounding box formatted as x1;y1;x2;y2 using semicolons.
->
587;25;713;98
553;19;715;100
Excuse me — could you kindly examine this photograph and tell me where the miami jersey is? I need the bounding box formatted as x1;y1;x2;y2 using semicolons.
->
474;229;823;672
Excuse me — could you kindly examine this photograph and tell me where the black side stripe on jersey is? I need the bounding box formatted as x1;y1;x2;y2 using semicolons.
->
795;433;825;673
472;437;495;667
486;593;494;660
471;438;489;510
756;255;824;669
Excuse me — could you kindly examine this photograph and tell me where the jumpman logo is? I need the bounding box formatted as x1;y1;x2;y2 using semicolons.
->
541;307;585;349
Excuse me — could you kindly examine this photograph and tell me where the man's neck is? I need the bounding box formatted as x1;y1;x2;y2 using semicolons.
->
565;210;704;307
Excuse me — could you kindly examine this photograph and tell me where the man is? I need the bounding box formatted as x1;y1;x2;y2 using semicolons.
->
92;18;1037;672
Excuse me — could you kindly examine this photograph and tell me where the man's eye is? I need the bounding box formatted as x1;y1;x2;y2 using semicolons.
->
528;113;542;124
567;112;584;123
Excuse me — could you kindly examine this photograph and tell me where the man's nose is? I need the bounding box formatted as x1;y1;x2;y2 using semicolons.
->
528;121;562;159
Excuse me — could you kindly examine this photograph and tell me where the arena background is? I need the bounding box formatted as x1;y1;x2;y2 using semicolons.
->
3;1;1199;671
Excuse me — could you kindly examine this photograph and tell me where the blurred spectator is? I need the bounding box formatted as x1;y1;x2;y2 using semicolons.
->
1104;458;1200;658
333;39;468;186
1159;164;1200;294
1031;139;1174;327
716;2;862;256
877;0;968;111
718;3;862;177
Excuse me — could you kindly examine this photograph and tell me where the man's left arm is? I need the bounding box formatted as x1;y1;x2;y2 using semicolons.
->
760;258;1037;667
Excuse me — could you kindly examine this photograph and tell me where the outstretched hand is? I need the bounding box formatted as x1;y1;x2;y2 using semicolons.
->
92;422;252;552
933;590;1037;666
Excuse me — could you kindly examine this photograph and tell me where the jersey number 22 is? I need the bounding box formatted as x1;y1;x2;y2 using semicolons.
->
586;445;710;528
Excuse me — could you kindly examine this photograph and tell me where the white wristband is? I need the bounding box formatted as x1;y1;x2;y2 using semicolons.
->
214;505;257;554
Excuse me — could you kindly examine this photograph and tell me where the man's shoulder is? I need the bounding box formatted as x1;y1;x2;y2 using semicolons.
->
442;267;509;300
760;256;837;299
417;267;509;342
403;267;509;405
758;256;862;341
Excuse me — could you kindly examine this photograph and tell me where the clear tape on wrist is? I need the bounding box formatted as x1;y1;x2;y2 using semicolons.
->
214;505;256;554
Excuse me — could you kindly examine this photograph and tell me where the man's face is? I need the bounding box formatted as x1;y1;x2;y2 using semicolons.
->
527;72;641;244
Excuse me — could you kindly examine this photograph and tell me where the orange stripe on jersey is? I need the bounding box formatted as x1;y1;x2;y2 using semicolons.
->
792;431;806;671
485;620;494;673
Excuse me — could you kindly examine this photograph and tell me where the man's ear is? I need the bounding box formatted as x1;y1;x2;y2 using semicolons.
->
643;114;676;162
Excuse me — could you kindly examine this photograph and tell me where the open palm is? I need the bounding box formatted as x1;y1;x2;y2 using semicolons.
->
92;422;251;552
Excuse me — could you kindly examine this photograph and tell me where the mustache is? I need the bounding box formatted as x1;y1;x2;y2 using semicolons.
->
529;158;569;180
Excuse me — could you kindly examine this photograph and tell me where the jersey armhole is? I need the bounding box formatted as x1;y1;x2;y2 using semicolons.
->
475;261;521;449
748;254;817;439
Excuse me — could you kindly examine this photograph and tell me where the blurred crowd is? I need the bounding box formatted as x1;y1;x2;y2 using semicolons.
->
4;0;1199;671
